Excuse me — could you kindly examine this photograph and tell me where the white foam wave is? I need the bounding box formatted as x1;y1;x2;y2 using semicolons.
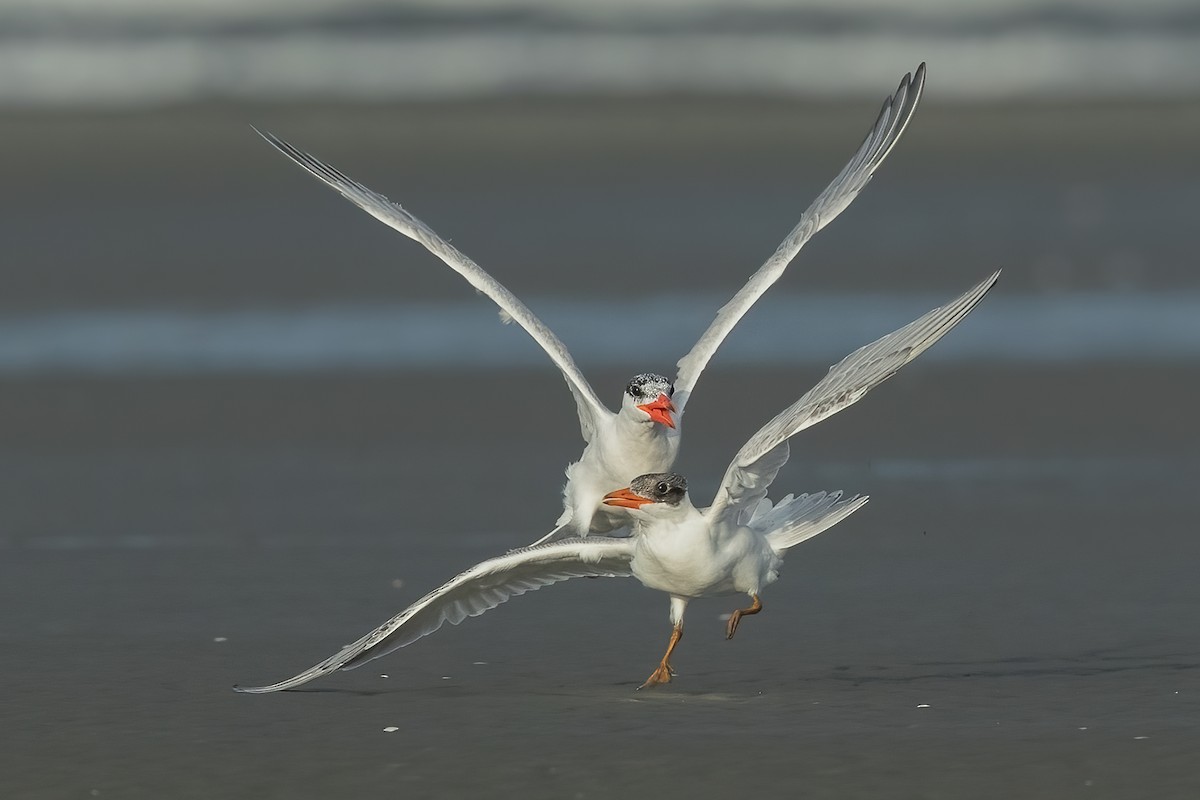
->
0;1;1198;105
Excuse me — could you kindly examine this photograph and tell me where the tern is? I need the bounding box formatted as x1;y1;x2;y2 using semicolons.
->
253;64;926;541
235;270;997;693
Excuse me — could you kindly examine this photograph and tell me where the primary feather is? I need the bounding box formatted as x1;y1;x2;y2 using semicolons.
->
707;269;1000;525
235;537;634;694
251;127;609;443
673;63;927;413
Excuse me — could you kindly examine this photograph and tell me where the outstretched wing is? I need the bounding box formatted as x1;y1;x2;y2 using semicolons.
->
235;537;635;694
674;63;926;414
254;128;610;442
705;269;999;525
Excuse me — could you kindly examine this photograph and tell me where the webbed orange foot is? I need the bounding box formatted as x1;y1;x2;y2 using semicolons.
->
638;624;683;690
638;662;675;690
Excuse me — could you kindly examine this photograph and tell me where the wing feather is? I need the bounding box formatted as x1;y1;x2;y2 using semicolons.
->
674;63;926;412
253;128;609;442
706;269;999;524
759;490;871;553
235;537;634;693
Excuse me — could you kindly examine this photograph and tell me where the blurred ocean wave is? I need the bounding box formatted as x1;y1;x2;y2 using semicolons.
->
2;291;1196;373
3;0;1199;107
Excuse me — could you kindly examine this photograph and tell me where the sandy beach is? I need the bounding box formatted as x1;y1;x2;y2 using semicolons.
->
3;364;1199;799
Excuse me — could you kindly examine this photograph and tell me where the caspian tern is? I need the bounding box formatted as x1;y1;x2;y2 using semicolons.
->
253;64;926;540
234;270;998;693
600;473;864;688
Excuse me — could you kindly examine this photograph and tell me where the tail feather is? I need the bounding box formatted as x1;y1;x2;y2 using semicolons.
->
760;490;869;553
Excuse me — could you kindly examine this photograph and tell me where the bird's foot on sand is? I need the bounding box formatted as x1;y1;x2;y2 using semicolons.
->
638;662;675;690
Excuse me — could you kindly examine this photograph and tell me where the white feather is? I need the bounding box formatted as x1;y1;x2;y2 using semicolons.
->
673;64;926;414
236;537;635;694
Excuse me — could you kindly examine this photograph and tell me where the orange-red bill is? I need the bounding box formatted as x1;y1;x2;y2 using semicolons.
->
636;393;676;429
602;487;654;509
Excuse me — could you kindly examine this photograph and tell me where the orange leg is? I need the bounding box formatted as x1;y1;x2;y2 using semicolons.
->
638;624;683;690
725;594;762;640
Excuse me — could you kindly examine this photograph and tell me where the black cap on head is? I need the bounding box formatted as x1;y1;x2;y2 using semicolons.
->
629;473;688;506
625;373;673;400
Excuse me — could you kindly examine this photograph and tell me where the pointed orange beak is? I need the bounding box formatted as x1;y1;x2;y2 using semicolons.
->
602;487;654;509
636;393;676;429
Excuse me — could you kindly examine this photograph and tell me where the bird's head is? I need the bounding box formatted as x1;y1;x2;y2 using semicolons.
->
602;473;688;517
621;373;676;429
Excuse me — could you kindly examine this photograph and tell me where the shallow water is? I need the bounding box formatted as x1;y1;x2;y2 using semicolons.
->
4;291;1200;373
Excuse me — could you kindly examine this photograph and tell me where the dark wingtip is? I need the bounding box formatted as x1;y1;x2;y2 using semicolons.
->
912;62;928;91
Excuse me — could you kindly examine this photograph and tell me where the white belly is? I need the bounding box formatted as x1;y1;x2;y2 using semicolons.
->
630;522;780;599
560;422;680;533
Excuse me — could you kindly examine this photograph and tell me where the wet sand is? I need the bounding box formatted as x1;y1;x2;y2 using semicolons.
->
3;100;1200;797
2;99;1199;315
2;365;1199;799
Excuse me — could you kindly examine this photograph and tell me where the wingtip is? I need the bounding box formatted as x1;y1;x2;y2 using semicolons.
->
896;60;926;94
911;63;927;92
232;683;269;694
250;126;290;153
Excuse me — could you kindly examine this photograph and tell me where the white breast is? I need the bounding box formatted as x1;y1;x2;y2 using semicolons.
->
560;416;680;534
630;518;779;599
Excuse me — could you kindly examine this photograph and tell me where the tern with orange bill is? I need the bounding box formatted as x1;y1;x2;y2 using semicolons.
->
235;270;998;693
252;65;926;541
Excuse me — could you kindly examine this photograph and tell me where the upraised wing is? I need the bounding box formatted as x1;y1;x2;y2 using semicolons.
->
234;537;635;693
254;128;610;442
705;269;999;525
673;63;926;414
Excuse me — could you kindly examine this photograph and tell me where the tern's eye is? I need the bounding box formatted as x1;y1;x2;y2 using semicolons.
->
656;481;669;495
628;384;642;398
